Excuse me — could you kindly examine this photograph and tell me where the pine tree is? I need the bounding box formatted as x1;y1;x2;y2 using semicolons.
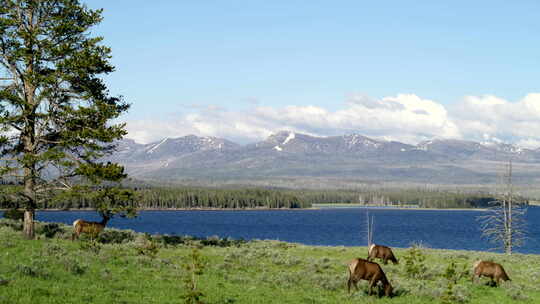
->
0;0;130;238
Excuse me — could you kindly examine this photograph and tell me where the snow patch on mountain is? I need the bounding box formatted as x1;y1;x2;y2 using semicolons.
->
282;132;295;145
147;138;168;154
344;134;381;149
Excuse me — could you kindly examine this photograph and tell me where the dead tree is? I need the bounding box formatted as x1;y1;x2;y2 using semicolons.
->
365;211;374;247
479;160;527;254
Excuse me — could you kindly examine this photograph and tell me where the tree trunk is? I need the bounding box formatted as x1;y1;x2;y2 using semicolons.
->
23;209;35;239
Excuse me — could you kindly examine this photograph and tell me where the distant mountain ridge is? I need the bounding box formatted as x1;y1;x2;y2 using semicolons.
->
109;131;540;185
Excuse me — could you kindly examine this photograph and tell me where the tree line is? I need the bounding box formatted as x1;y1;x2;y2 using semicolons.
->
0;186;309;209
2;184;528;210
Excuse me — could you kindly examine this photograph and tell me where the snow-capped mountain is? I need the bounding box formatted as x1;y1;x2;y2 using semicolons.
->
110;135;240;163
108;132;540;184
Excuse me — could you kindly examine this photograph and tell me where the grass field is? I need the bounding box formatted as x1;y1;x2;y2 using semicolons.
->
0;221;538;303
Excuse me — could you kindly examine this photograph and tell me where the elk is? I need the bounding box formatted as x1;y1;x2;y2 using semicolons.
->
367;244;399;265
472;260;511;286
71;215;110;240
347;258;393;297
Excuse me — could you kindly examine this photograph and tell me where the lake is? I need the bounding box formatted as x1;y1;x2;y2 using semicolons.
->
24;207;540;254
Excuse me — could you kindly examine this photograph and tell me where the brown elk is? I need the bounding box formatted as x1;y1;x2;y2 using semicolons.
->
347;258;393;297
472;260;511;286
71;215;110;240
367;244;398;265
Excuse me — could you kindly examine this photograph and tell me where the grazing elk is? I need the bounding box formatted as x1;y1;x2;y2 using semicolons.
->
472;260;511;286
71;215;110;240
367;244;399;265
347;258;393;297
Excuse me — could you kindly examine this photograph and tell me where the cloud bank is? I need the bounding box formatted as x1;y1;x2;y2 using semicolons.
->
125;93;540;149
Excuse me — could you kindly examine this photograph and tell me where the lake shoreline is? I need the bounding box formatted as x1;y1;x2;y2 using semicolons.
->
2;205;489;212
311;204;489;211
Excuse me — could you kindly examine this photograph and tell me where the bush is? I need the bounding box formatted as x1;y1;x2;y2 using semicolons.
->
3;209;24;221
443;260;469;284
60;257;88;276
97;229;136;244
0;226;21;247
16;259;50;279
36;222;64;238
42;242;67;257
0;219;23;231
78;238;102;254
156;234;246;247
506;282;529;301
181;247;206;304
134;234;160;258
403;245;428;279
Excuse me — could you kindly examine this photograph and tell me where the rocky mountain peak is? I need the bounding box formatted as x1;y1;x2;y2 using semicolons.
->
110;133;540;184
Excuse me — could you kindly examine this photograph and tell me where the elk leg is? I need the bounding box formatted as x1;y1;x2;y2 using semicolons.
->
368;279;376;296
347;278;359;294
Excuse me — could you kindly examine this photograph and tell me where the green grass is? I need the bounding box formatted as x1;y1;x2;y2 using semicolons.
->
0;224;539;304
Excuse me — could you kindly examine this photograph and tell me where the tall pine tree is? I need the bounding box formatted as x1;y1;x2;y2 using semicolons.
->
0;0;131;238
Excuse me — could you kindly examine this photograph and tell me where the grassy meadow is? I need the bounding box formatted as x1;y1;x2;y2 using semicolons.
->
0;221;538;303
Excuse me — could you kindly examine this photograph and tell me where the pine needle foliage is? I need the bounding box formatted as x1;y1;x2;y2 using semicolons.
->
0;0;132;238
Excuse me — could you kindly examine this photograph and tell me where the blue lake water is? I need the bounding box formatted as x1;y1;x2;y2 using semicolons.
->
16;207;540;254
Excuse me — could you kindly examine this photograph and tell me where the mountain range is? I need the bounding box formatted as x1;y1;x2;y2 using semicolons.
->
109;131;540;186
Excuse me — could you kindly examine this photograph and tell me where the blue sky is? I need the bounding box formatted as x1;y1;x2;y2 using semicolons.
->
87;1;540;146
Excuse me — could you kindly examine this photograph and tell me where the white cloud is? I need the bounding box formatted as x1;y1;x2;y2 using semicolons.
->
451;93;540;146
516;138;540;149
125;93;540;149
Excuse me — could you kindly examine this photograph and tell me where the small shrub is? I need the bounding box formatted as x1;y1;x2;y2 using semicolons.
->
134;234;160;258
0;237;16;248
55;230;74;240
200;235;222;246
452;285;471;303
0;226;22;248
3;209;24;221
271;241;296;250
42;242;67;257
156;234;246;247
16;259;50;278
505;282;529;301
440;280;458;304
271;254;302;267
439;262;472;304
0;219;23;231
443;260;469;284
180;246;206;304
97;229;136;244
60;257;88;275
78;238;102;254
100;268;113;281
31;288;52;297
403;245;428;279
313;273;344;291
36;222;64;238
135;255;155;267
